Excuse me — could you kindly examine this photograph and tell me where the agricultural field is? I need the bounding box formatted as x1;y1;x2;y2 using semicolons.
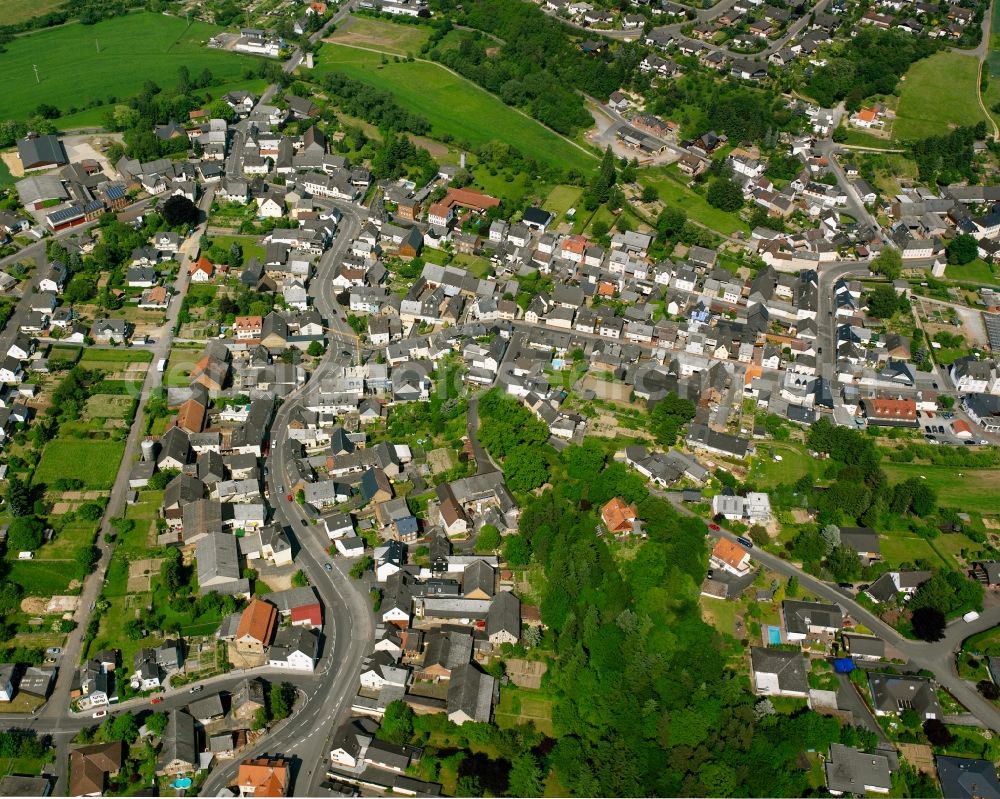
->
882;462;1000;516
0;0;64;24
311;42;594;173
34;437;125;490
325;15;431;55
894;51;987;140
0;13;253;121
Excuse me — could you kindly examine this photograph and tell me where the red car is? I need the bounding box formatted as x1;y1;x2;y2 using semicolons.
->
151;697;163;705
708;523;721;532
286;494;293;502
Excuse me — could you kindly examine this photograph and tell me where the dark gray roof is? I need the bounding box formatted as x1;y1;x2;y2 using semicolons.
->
868;673;941;718
825;744;892;794
447;664;495;722
157;710;198;771
843;633;885;658
18;135;67;169
781;600;843;635
865;572;898;604
937;756;1000;799
486;590;520;639
750;647;808;693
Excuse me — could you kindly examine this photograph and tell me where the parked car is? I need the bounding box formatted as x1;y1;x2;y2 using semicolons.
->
736;536;754;549
150;697;163;705
324;562;333;572
92;709;107;718
286;494;293;502
708;523;721;532
189;685;203;694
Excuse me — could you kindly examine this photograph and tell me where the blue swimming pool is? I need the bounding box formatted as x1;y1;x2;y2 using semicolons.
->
766;625;782;645
171;777;193;790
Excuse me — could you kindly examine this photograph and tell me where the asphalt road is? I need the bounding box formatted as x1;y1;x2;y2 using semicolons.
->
199;200;374;797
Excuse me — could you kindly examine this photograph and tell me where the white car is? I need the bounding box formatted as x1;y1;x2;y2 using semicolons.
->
92;709;108;718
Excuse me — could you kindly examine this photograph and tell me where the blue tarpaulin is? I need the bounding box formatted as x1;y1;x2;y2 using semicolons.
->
833;658;856;673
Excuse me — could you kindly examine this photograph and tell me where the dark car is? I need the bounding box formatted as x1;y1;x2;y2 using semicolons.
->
736;536;754;549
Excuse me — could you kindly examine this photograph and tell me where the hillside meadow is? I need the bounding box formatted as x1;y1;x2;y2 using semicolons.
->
0;13;255;120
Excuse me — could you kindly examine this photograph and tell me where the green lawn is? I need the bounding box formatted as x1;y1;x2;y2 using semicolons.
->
494;686;555;736
34;438;125;490
638;167;745;236
325;15;431;55
5;560;76;596
311;42;594;172
207;234;266;263
40;519;99;559
879;534;950;569
0;13;254;120
882;463;1000;516
894;50;987;141
750;441;822;488
945;258;1000;287
450;252;492;277
544;185;584;224
837;128;900;150
48;345;83;366
80;348;153;364
700;595;739;636
164;347;203;387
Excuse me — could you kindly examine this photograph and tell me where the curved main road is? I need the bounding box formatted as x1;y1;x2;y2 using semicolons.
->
202;199;375;796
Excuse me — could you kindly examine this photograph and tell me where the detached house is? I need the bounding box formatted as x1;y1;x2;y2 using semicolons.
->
750;647;808;698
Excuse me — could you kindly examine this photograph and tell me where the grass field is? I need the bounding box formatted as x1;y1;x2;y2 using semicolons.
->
48;345;83;366
0;13;253;121
879;534;950;569
495;686;555;736
84;394;134;419
638;167;745;235
80;348;153;364
326;15;430;55
882;462;1000;516
164;347;203;387
5;560;76;596
312;42;594;172
933;531;991;567
750;441;823;488
34;438;125;490
945;258;1000;286
545;185;584;225
838;128;901;150
42;520;99;559
894;51;987;140
208;234;266;263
